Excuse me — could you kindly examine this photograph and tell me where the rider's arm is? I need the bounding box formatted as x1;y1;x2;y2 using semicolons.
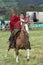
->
20;18;25;22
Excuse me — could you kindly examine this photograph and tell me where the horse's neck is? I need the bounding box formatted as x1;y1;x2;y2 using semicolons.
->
21;27;25;31
21;23;25;30
20;27;26;38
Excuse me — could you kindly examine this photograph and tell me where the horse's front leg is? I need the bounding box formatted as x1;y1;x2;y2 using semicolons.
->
26;40;31;60
5;47;10;57
26;49;29;61
15;49;19;63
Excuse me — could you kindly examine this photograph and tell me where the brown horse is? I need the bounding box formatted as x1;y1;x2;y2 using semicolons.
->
6;23;31;63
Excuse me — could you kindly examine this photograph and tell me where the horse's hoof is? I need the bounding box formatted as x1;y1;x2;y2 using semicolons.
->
16;61;19;63
16;59;19;63
27;59;29;61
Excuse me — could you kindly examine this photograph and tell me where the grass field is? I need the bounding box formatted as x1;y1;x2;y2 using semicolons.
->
0;30;43;65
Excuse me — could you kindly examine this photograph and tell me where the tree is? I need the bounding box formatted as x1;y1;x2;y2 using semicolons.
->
0;0;19;9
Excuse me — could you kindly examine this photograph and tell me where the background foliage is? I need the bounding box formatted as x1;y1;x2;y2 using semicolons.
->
0;0;43;20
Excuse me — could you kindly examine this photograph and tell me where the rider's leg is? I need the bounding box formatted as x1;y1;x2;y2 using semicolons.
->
9;29;21;48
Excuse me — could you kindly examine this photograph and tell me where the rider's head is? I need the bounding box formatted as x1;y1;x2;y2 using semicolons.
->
20;12;24;19
9;8;16;16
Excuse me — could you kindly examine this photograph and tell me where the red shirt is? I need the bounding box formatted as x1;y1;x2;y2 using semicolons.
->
9;15;21;31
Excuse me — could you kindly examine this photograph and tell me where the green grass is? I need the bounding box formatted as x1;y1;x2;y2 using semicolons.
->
0;30;43;65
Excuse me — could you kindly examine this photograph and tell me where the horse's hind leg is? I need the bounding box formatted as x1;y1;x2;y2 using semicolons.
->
26;41;31;61
26;49;30;61
15;49;19;63
28;41;31;50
